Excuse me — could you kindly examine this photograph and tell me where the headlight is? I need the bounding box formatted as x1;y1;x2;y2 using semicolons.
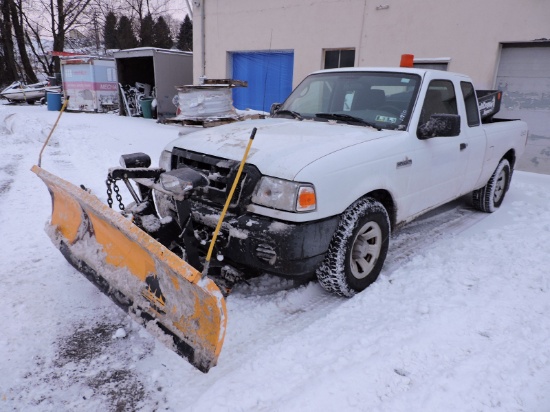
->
159;150;172;170
160;172;193;196
252;176;316;212
159;168;208;198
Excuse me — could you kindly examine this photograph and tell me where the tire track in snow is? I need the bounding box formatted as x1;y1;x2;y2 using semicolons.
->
209;199;488;376
383;198;488;275
213;281;342;373
0;113;19;199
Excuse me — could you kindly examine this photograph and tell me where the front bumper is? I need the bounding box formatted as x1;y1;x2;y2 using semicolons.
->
190;202;340;279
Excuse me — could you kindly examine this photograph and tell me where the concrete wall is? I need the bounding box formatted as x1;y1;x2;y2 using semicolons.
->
192;0;550;89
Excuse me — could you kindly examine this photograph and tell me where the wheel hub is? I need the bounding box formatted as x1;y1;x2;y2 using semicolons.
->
350;221;382;279
494;169;506;203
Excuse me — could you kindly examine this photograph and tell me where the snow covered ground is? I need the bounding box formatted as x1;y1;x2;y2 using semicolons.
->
1;102;549;412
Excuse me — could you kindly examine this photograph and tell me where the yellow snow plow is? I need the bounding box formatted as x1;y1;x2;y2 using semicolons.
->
32;165;227;372
34;103;256;372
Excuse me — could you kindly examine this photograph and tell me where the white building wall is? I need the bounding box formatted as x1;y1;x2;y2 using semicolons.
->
192;0;550;89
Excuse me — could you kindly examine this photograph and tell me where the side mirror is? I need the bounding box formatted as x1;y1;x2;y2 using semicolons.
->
417;114;461;139
270;103;282;116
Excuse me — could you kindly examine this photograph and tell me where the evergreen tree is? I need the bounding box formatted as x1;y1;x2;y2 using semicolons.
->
176;14;193;51
152;16;173;49
116;16;138;49
139;13;154;47
104;11;118;49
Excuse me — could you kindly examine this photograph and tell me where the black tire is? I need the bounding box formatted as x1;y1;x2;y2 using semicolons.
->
316;197;390;297
471;158;511;213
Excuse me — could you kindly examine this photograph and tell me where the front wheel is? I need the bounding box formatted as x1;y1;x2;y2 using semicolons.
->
316;198;390;297
471;158;511;213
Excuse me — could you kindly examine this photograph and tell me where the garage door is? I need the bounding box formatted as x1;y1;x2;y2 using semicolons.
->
495;43;550;174
232;51;294;112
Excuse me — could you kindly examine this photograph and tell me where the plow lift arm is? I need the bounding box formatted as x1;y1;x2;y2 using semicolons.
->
33;117;257;371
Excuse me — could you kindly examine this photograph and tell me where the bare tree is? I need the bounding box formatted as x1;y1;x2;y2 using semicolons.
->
122;0;171;22
24;0;95;73
25;26;55;76
1;0;184;82
1;0;19;82
10;0;38;82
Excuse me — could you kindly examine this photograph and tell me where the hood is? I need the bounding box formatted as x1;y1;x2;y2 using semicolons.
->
164;118;397;180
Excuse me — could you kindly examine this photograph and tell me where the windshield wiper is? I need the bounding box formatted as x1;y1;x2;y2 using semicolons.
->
315;113;381;131
273;109;303;120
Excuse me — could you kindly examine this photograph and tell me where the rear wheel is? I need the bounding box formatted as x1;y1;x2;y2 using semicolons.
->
471;158;511;212
316;197;390;297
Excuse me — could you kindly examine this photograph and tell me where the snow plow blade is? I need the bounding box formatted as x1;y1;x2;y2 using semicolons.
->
32;165;227;373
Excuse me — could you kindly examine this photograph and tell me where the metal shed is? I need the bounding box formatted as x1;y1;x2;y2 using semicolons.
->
60;56;118;113
114;48;193;120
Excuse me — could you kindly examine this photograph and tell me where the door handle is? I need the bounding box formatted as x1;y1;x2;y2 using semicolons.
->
460;143;468;151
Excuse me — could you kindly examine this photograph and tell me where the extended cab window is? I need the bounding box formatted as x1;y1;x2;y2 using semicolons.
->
460;81;480;127
419;80;457;126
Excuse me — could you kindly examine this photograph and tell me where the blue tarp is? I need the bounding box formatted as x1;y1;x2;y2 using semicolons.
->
232;51;294;112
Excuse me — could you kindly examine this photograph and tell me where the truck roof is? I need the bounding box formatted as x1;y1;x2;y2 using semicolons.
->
311;66;472;80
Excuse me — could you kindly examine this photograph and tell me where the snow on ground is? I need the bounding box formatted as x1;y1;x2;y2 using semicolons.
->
1;102;549;412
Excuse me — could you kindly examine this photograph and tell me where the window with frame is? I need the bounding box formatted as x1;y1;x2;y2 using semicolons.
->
324;49;355;69
460;81;480;127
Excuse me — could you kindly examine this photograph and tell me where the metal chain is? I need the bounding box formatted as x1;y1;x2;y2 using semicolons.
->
106;177;113;208
106;177;125;210
113;182;124;210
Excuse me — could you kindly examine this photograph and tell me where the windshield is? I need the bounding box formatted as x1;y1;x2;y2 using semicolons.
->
278;71;421;130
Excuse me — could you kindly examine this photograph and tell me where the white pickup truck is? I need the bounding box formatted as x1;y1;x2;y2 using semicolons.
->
124;67;528;297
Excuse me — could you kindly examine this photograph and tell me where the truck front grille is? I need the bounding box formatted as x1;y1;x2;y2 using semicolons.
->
171;148;261;211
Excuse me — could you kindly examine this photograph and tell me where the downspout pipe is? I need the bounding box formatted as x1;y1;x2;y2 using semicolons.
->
201;0;206;79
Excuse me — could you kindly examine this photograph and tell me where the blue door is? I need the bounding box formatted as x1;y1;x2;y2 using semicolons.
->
232;51;294;112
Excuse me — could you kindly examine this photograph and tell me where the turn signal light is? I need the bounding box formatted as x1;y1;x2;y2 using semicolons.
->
297;186;316;211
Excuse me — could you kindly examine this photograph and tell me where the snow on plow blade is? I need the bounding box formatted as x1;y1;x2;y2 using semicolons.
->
32;165;227;373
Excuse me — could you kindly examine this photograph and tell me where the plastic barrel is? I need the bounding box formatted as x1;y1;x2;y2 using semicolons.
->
47;93;62;111
140;98;153;119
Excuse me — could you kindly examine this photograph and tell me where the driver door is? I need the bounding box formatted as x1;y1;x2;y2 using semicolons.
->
406;79;465;216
